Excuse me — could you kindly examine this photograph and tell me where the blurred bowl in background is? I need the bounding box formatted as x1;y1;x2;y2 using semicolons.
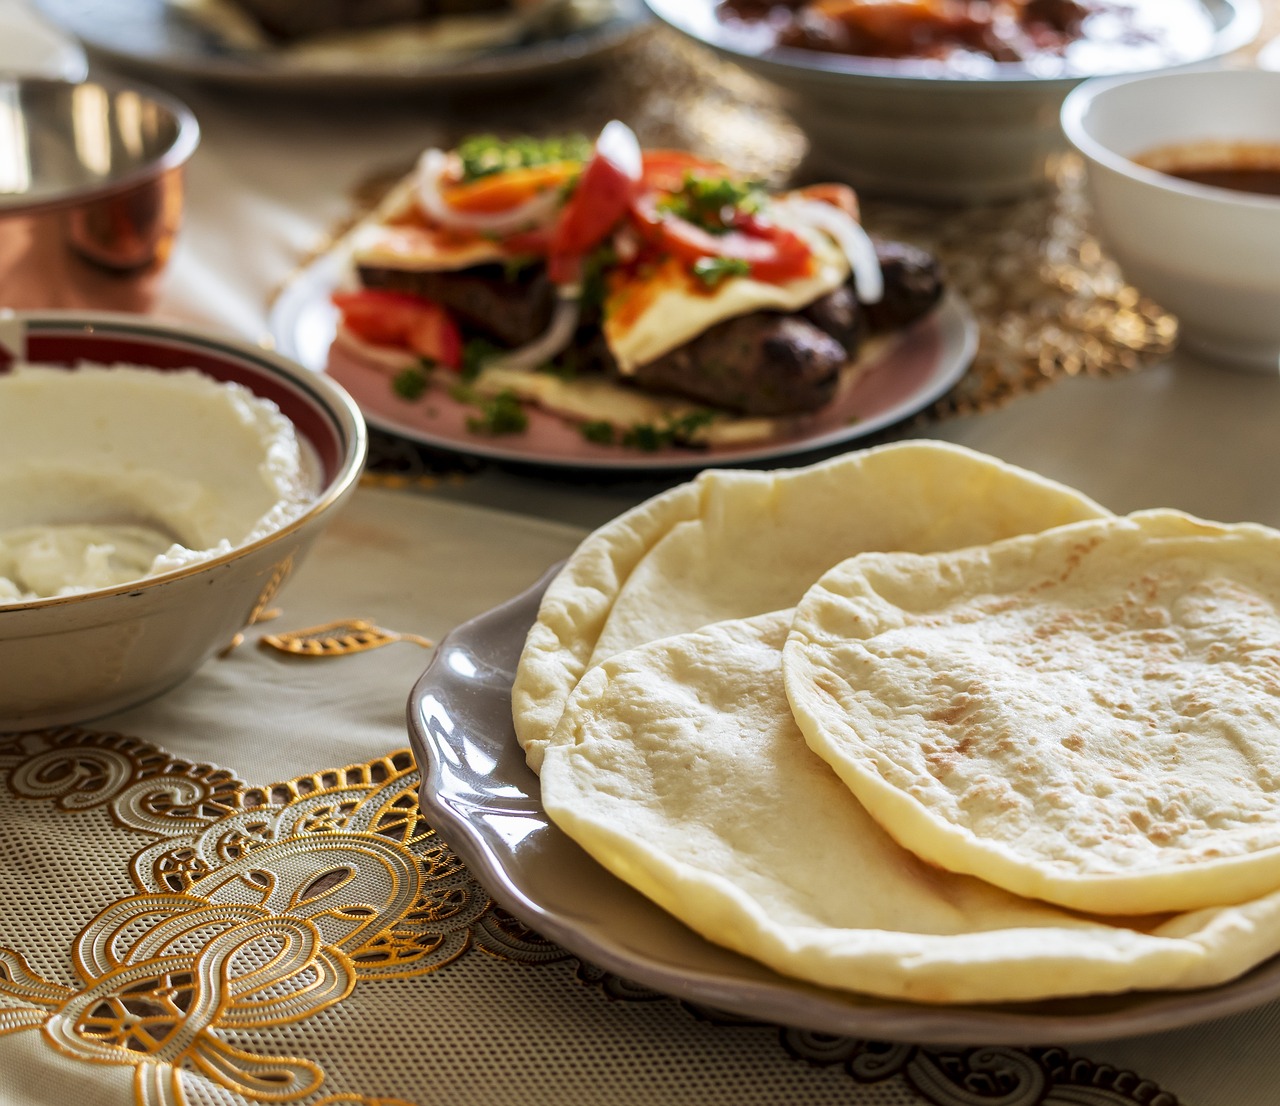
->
0;76;198;313
645;0;1259;204
0;312;367;731
1062;66;1280;372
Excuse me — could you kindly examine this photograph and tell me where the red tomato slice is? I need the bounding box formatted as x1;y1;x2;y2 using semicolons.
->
628;191;813;285
547;123;643;286
333;289;462;369
640;149;732;192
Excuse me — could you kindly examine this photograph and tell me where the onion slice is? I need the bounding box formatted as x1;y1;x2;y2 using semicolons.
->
336;294;582;377
595;119;643;182
414;148;566;236
781;197;884;305
483;293;583;374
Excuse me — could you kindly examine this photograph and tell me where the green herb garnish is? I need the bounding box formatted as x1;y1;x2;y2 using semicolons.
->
582;411;718;451
466;390;529;436
392;362;432;400
456;133;592;183
691;256;752;287
579;242;619;315
460;337;504;382
658;172;765;234
579;420;616;445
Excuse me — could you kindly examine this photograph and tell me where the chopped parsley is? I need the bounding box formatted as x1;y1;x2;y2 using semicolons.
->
579;242;618;314
658;172;765;234
580;410;718;451
692;256;752;287
461;337;504;382
391;362;433;400
580;420;616;445
456;133;592;182
466;390;529;436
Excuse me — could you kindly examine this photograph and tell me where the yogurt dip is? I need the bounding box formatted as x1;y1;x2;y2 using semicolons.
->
0;364;318;603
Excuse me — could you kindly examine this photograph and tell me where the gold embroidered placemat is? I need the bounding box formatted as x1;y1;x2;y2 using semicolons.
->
0;731;1180;1106
0;484;1261;1106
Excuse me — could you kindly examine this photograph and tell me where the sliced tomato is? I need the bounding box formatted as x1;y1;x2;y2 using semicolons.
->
332;289;462;369
439;162;580;215
640;149;731;192
499;227;554;257
547;122;643;286
628;190;814;285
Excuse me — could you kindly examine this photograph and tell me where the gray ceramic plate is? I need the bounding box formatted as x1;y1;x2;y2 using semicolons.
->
408;569;1280;1047
271;244;978;472
33;0;647;90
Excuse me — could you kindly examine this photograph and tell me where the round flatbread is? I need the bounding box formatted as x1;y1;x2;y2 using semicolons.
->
784;509;1280;916
513;440;1111;772
540;611;1280;1004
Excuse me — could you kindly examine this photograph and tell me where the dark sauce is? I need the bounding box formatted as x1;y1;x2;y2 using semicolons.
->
1137;143;1280;200
1162;167;1280;198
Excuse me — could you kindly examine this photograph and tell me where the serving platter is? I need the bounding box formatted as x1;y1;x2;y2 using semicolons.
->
645;0;1260;85
31;0;647;91
408;569;1280;1046
270;245;977;472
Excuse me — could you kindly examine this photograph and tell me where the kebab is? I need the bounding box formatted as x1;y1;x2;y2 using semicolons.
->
334;122;944;445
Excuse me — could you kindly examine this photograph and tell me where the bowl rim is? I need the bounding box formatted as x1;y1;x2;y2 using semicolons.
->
0;309;369;615
1061;66;1280;210
0;74;201;215
644;0;1261;87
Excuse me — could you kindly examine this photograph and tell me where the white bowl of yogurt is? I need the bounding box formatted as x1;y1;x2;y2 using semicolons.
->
0;312;367;730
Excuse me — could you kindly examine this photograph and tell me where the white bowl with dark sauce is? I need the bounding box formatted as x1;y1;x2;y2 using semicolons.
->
1063;65;1280;371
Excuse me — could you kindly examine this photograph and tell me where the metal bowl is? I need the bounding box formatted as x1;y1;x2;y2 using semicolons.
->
0;76;199;312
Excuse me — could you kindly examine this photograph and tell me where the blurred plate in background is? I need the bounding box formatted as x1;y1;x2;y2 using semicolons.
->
30;0;648;91
644;0;1260;203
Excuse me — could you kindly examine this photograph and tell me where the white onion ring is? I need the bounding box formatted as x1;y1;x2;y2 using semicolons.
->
414;148;566;236
335;295;582;378
782;197;884;305
483;293;582;374
596;119;643;181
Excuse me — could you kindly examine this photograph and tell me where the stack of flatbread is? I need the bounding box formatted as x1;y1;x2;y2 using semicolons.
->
511;441;1280;1005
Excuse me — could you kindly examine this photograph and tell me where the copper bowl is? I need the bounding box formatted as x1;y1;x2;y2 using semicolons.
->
0;77;199;313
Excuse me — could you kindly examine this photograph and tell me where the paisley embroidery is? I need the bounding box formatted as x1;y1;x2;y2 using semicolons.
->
0;731;552;1106
0;729;1179;1106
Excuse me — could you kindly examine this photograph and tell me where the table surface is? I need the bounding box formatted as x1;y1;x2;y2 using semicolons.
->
4;3;1280;1104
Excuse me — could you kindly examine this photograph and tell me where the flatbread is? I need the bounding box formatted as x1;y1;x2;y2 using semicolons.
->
512;440;1111;772
540;611;1280;1004
783;509;1280;916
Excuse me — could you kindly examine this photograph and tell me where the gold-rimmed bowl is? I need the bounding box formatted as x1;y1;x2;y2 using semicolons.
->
0;312;367;732
0;76;199;313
